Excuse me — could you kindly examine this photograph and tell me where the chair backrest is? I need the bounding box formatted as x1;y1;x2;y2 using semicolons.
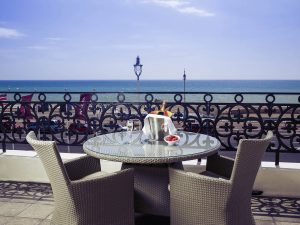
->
79;93;92;103
26;131;72;205
20;94;34;119
230;131;273;196
75;93;92;119
0;93;7;101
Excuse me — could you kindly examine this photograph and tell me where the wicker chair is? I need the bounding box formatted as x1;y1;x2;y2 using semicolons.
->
169;131;273;225
26;131;134;225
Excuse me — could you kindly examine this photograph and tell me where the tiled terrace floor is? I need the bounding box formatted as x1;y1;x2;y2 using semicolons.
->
0;181;299;225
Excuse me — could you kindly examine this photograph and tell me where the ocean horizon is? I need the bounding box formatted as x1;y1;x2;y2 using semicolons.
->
0;80;300;93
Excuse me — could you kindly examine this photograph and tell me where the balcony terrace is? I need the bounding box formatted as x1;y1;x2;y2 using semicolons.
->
1;91;300;225
0;178;299;225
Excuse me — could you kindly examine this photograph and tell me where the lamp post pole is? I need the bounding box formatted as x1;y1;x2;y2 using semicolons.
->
183;69;186;102
134;56;143;102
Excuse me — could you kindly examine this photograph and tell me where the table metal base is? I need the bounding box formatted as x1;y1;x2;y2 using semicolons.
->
122;162;183;217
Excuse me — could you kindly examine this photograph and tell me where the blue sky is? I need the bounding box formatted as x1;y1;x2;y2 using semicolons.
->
0;0;299;80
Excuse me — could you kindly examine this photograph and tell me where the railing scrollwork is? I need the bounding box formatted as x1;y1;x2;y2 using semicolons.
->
0;91;299;165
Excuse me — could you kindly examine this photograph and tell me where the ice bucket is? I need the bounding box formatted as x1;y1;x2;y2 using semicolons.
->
147;117;169;141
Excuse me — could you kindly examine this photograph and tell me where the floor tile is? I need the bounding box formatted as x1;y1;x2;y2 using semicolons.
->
255;219;275;225
273;217;300;223
275;222;300;225
36;199;54;205
39;219;52;225
0;198;11;203
10;198;38;204
0;216;13;225
254;215;275;221
6;217;41;225
17;204;54;219
0;202;8;208
46;214;52;220
0;202;30;217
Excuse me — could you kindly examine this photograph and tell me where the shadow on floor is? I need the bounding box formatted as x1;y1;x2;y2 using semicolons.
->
1;181;300;220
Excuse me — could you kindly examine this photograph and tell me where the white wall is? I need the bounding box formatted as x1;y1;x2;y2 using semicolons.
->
1;151;300;197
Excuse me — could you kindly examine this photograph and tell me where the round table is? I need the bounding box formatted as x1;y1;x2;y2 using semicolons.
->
83;131;221;216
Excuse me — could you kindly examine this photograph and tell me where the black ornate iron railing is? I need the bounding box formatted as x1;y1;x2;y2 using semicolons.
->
0;91;299;165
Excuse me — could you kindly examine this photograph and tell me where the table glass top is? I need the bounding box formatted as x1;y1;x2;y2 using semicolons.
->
83;131;220;160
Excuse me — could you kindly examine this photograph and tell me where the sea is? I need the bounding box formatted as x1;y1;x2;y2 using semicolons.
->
0;80;299;103
0;80;300;92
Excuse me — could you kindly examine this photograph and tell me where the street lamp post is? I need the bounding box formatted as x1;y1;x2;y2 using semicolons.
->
183;69;186;102
134;56;143;81
134;56;143;102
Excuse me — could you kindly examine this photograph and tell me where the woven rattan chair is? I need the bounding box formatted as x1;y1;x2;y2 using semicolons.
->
169;131;273;225
26;131;134;225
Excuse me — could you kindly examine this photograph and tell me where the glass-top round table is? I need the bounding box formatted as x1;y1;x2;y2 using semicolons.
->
83;131;220;164
83;131;221;217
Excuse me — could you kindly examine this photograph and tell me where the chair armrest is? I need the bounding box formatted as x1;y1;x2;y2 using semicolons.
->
64;155;101;180
70;169;135;225
206;153;234;179
71;168;134;187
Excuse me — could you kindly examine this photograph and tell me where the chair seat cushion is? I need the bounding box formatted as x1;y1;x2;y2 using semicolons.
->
79;171;114;181
200;170;229;180
183;164;204;174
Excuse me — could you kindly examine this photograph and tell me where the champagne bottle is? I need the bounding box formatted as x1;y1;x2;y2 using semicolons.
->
150;101;172;117
158;101;166;115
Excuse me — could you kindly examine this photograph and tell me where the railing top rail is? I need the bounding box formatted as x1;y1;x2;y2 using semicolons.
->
1;91;300;95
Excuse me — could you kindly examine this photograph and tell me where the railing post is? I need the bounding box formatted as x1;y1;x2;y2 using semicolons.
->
275;149;280;166
2;133;6;153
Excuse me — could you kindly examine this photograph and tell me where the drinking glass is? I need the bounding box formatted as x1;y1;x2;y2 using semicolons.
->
133;119;142;131
125;120;134;144
126;120;134;132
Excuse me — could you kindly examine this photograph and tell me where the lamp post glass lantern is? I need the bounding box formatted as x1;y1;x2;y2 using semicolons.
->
134;56;143;81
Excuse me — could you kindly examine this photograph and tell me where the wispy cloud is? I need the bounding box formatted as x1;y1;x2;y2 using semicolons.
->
0;27;24;38
25;37;68;51
111;43;154;50
148;0;187;8
27;45;51;50
142;0;215;17
45;37;68;42
177;6;215;17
